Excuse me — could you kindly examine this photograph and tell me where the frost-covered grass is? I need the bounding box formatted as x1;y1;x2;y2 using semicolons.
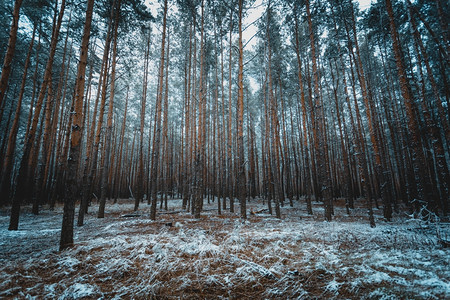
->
0;198;448;299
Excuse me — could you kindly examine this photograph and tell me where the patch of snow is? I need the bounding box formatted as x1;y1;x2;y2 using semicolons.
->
58;283;102;300
415;277;450;291
57;257;80;272
364;270;392;284
325;278;341;294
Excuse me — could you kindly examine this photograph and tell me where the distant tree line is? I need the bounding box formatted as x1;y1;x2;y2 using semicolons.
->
0;0;448;249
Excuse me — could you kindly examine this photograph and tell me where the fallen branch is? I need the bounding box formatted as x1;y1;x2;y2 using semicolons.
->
251;208;268;215
157;208;217;215
121;214;141;218
158;210;185;215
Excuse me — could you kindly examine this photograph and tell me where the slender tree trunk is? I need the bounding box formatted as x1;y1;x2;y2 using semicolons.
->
35;22;71;214
82;3;115;219
293;14;313;214
0;0;23;120
150;0;168;220
98;0;121;218
227;7;234;213
161;29;170;211
113;90;128;202
193;0;206;219
135;32;151;211
237;0;246;219
9;0;66;231
183;23;193;210
306;0;332;221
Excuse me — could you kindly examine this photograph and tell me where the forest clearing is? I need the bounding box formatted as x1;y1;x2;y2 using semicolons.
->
1;198;448;299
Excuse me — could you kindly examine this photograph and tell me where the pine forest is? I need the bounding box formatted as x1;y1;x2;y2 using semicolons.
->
0;0;449;298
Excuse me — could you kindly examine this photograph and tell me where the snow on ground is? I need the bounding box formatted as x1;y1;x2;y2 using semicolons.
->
0;197;449;299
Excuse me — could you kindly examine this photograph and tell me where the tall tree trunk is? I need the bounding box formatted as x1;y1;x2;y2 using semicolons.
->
135;32;151;211
81;2;115;220
227;7;234;213
9;0;66;231
306;0;332;221
35;22;71;214
149;0;168;220
161;29;170;211
113;90;128;202
77;42;105;222
194;0;205;219
98;0;121;218
183;23;193;210
0;0;23;121
237;0;246;219
60;0;95;250
293;13;313;214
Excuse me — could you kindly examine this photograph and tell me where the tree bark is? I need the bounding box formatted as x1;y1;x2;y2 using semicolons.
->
237;0;246;219
149;0;168;220
60;0;95;250
0;0;23;121
135;31;151;211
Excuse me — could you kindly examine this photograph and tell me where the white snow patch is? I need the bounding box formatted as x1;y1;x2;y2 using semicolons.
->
58;283;102;300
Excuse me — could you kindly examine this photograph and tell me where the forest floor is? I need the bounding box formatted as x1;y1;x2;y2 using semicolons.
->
0;197;449;299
